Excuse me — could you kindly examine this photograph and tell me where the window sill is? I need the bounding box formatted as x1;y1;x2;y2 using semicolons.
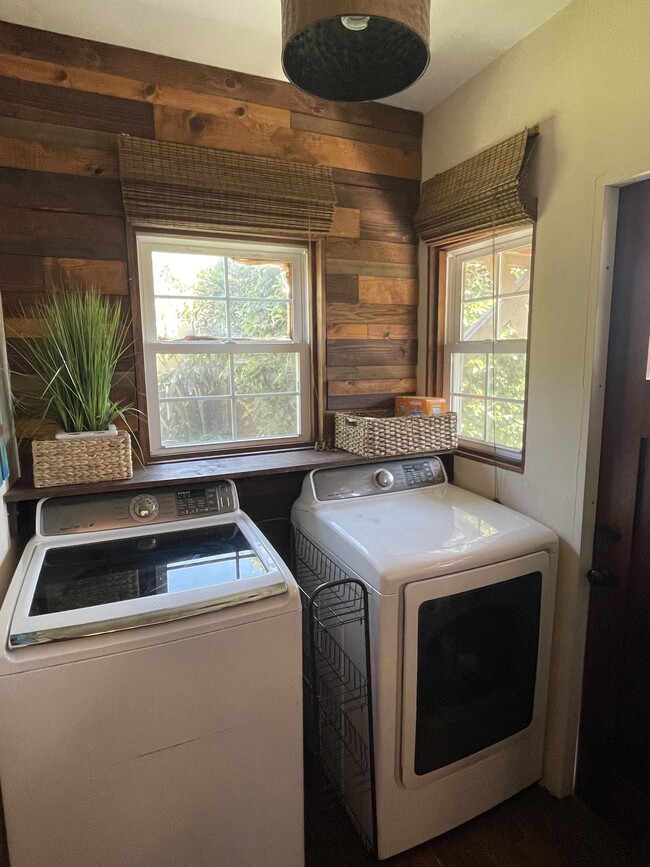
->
455;445;524;473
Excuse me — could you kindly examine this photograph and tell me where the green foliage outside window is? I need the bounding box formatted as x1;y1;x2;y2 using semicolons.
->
452;251;530;452
153;258;299;445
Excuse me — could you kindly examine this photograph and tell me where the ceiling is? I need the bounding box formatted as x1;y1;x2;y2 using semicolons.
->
1;0;572;113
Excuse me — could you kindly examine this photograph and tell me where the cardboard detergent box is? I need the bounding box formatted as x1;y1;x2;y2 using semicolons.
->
395;396;447;417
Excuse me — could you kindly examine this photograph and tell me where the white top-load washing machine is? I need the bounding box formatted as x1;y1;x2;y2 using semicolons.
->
292;455;558;860
0;481;303;867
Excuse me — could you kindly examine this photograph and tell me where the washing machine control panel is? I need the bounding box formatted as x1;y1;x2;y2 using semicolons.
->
313;456;447;500
39;481;238;535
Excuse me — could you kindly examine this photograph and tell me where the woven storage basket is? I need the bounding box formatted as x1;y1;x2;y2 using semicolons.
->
32;430;133;488
335;412;457;459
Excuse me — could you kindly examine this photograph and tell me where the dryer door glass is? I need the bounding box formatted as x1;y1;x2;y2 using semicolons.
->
414;570;541;775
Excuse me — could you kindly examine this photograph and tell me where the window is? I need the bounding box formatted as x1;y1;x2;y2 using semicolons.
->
444;226;533;465
136;234;312;457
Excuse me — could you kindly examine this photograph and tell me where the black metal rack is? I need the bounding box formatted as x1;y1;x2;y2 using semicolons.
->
293;528;377;856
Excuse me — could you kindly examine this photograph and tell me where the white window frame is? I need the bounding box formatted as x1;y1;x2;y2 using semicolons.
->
444;226;533;463
136;233;312;457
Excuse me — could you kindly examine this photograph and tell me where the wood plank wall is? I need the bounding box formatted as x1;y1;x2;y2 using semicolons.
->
0;21;422;457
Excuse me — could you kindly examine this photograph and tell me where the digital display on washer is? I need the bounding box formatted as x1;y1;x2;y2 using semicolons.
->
28;524;268;616
175;486;226;516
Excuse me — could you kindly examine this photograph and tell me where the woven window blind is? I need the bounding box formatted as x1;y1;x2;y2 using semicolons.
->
118;135;337;239
414;127;539;247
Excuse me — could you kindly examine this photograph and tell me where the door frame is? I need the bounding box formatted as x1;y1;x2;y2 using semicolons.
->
576;177;650;840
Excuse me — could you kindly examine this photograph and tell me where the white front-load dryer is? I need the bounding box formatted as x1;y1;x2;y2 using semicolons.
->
292;455;558;860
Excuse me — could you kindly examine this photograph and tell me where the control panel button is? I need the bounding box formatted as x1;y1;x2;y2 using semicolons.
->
374;469;395;490
129;494;160;522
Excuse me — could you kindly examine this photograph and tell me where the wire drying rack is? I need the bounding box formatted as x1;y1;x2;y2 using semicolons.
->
292;527;377;856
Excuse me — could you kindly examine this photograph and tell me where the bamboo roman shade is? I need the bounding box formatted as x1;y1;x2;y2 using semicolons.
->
414;127;539;247
118;135;337;239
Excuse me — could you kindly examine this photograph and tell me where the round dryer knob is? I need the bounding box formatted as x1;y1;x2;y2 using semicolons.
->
373;469;394;490
129;494;159;521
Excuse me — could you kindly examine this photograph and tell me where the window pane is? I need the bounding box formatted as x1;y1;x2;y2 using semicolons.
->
456;397;486;441
497;296;529;339
157;354;231;398
230;300;290;339
489;400;524;450
452;353;487;396
235;395;299;439
227;259;292;299
152;252;226;297
491;354;527;401
159;399;232;446
462;256;495;300
233;353;299;395
462;299;495;339
155;298;227;340
498;247;531;296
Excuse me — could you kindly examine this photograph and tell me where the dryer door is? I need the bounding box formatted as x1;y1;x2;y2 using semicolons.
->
400;551;553;789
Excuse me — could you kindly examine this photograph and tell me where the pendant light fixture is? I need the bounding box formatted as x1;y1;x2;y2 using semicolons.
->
281;1;431;102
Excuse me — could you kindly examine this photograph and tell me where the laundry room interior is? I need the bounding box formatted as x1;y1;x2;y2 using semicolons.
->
0;0;647;865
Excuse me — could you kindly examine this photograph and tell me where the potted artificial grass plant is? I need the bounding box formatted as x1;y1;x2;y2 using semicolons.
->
15;289;135;487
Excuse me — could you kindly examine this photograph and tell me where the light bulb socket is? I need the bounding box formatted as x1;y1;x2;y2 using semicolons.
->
341;15;370;31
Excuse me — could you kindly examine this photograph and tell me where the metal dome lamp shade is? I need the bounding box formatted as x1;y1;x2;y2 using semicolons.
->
281;0;431;102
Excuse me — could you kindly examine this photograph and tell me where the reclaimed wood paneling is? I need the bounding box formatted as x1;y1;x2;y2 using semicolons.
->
154;105;421;180
0;208;126;259
328;378;416;396
327;364;416;381
360;211;417;244
358;276;419;305
0;168;123;215
0;116;117;150
326;259;418;279
0;53;293;127
0;257;127;299
0;75;154;136
327;339;418;366
328;394;396;411
327;324;370;340
44;259;128;293
326;303;417;325
325;275;359;303
0;22;422;136
0;20;423;452
0;254;44;293
326;238;418;265
332;167;422;193
334;181;420;214
290;113;421;151
0;133;118;178
329;208;361;239
367;323;415;339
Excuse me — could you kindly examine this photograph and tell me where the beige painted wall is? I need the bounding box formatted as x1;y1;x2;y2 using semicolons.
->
419;0;650;796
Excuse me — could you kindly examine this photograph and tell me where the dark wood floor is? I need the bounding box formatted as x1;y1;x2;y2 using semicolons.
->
306;783;645;867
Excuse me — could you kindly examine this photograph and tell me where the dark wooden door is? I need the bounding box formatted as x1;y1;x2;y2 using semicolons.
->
575;179;650;849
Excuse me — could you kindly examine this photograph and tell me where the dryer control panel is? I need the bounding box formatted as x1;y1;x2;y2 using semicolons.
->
312;456;447;501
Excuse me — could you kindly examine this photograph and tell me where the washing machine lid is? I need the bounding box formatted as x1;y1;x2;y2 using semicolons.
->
9;518;288;647
292;484;558;594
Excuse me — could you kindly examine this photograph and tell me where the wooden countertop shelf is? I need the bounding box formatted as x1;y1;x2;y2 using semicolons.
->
5;448;455;504
4;449;362;502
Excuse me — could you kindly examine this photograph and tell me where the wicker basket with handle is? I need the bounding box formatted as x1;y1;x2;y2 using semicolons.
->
32;430;133;488
335;412;457;459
